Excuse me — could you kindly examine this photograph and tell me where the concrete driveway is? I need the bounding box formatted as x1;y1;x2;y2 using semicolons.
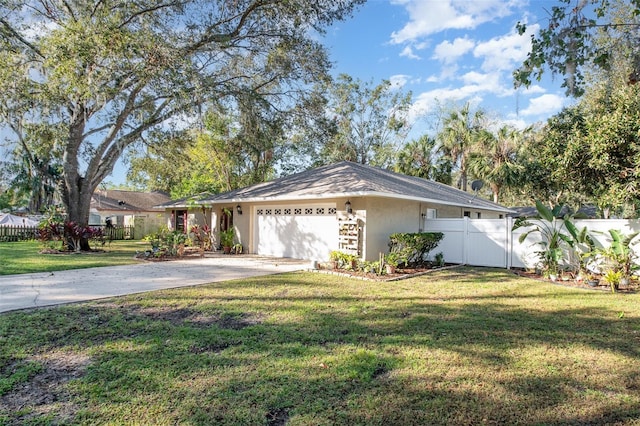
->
0;255;310;313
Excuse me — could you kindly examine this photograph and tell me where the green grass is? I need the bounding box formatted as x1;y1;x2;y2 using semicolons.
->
1;268;639;425
0;240;145;275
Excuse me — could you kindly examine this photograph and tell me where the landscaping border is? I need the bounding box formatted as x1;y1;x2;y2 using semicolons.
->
310;263;464;282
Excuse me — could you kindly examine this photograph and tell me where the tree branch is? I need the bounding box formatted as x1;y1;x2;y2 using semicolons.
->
0;17;44;58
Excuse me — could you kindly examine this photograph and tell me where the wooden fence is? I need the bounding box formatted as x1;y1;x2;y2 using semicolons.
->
0;225;135;242
0;225;38;242
100;225;135;241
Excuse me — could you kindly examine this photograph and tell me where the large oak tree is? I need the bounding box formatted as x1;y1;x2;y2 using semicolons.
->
313;74;412;168
512;0;640;217
0;0;363;247
514;0;640;97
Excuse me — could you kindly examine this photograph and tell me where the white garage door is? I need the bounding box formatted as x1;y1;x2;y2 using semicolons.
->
255;204;338;261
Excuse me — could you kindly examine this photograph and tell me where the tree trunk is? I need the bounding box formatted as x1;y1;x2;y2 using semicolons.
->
61;114;96;251
62;175;95;251
491;183;500;204
460;156;468;192
460;171;468;192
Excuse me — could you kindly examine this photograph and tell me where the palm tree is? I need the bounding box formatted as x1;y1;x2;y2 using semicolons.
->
6;126;63;213
395;135;454;183
437;102;486;192
394;135;437;179
468;125;525;203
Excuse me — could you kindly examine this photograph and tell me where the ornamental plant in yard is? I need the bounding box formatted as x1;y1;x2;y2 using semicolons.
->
142;227;188;258
329;250;359;270
513;200;577;277
37;214;104;252
388;232;444;266
190;225;212;251
598;229;639;279
219;227;236;250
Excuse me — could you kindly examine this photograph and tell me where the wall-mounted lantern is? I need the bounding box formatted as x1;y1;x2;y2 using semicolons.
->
236;204;243;215
345;200;352;214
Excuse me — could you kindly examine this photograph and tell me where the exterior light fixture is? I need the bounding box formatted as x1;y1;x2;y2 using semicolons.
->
345;200;352;214
236;204;242;215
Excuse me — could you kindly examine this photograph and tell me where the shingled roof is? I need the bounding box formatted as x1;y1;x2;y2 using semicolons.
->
92;190;171;212
160;161;513;213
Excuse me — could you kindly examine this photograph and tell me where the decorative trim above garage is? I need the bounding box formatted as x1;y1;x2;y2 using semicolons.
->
256;204;337;216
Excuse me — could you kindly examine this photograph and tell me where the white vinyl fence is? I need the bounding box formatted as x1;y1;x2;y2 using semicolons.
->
424;218;640;269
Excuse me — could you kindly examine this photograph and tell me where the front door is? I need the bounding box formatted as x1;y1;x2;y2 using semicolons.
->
220;208;233;232
174;210;187;233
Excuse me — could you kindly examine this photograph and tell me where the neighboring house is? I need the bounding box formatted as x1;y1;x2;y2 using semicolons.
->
159;161;514;261
90;190;170;237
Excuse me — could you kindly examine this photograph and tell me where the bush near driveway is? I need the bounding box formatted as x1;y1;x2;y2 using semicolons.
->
1;268;639;425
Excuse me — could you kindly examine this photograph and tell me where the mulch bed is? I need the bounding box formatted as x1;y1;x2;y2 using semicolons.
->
320;264;639;291
39;249;106;255
315;263;460;282
134;246;207;261
511;268;638;293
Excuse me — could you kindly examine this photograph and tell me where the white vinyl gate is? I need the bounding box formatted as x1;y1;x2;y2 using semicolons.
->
424;218;640;269
424;219;512;268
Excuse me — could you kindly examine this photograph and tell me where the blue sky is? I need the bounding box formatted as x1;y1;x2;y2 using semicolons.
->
321;0;570;134
118;1;573;184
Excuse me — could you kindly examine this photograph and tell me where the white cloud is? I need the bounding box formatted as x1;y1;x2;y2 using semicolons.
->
414;41;430;50
390;0;522;44
436;64;461;82
520;84;546;95
459;71;508;96
496;117;529;131
389;74;410;89
473;24;539;72
399;45;421;60
386;0;562;126
433;37;475;64
519;94;565;116
409;87;484;118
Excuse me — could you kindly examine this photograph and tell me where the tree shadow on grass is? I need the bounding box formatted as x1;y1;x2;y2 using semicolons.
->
1;271;639;424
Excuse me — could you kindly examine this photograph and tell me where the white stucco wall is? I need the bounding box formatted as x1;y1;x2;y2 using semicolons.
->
233;205;250;248
162;198;508;261
188;209;209;231
357;197;418;261
351;197;507;261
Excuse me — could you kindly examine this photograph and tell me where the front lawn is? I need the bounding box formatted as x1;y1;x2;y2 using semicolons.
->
1;268;639;425
0;240;145;275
